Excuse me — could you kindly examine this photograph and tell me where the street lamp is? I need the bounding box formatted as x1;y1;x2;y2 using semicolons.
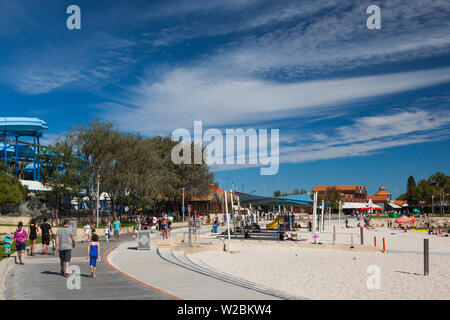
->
226;177;234;191
258;182;273;197
96;175;100;228
182;187;185;228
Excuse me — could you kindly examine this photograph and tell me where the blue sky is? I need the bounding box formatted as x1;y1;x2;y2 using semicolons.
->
1;0;450;198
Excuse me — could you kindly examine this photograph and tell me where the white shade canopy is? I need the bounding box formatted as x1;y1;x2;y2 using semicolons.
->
20;179;52;192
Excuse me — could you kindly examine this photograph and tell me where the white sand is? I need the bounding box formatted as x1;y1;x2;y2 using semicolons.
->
191;227;450;299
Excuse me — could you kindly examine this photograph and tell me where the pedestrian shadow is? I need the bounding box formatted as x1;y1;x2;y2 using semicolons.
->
41;271;61;276
394;270;422;276
41;271;92;278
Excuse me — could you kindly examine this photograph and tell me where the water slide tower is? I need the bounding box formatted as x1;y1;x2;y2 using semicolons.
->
0;117;48;181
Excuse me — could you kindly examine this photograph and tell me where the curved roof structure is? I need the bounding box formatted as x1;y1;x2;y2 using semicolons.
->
0;117;48;136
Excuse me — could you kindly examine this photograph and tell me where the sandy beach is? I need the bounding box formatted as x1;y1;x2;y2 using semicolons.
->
191;226;450;300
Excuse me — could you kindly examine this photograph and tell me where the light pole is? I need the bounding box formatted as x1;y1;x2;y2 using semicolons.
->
258;182;273;197
226;177;234;192
96;175;100;229
182;187;185;228
432;194;434;216
224;190;231;240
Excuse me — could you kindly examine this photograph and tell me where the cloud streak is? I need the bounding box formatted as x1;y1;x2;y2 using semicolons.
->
106;67;450;134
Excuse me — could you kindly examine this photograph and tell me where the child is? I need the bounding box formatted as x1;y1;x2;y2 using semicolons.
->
313;231;320;244
3;232;12;258
86;233;100;278
104;225;111;242
82;223;91;243
132;226;137;240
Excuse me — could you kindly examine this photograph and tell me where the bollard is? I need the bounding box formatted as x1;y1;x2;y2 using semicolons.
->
374;236;377;247
333;226;336;245
424;238;429;276
360;227;364;245
382;237;386;253
350;234;354;249
188;221;192;245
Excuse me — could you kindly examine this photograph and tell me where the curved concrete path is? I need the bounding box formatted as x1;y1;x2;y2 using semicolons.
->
107;241;280;300
3;234;174;300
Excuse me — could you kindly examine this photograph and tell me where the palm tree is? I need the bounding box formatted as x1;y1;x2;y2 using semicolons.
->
429;172;448;215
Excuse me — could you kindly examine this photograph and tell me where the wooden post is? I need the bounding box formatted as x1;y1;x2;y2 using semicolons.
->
360;227;364;245
424;238;429;276
382;237;386;253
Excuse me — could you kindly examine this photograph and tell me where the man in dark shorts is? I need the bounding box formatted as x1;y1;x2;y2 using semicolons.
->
40;218;53;255
56;220;76;277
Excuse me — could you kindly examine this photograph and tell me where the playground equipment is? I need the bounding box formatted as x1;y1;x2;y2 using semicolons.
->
267;216;283;229
0;117;47;181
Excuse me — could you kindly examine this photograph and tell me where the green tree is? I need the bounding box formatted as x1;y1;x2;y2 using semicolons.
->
0;171;25;209
72;119;120;219
39;136;83;221
415;179;436;211
313;187;343;210
405;175;417;207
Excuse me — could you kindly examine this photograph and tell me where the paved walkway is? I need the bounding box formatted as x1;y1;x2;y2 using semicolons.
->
107;241;279;300
3;234;173;300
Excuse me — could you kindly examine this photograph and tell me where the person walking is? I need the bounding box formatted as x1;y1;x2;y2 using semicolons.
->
112;217;121;242
161;218;168;239
3;232;12;258
82;222;91;243
55;220;76;277
104;224;111;242
158;217;162;232
40;218;53;255
13;222;28;265
28;219;39;256
86;233;100;278
167;218;172;237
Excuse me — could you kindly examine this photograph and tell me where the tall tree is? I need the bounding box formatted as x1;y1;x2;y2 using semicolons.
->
405;175;417;208
40;136;83;221
0;171;26;210
72;119;119;219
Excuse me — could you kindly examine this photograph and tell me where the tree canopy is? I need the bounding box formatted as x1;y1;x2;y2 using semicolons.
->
40;119;214;218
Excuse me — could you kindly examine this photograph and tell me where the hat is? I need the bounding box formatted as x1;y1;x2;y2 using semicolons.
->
5;232;11;237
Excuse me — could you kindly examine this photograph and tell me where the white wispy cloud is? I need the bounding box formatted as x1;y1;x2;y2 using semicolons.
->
105;67;450;135
280;109;450;164
204;109;450;172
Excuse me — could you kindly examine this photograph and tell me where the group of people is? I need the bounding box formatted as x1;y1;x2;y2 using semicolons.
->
82;217;121;243
2;217;125;279
3;218;55;264
133;215;172;239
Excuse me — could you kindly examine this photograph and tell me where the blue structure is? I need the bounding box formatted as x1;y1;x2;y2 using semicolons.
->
0;117;48;181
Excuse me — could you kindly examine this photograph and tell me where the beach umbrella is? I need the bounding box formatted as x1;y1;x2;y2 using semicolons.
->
396;216;415;224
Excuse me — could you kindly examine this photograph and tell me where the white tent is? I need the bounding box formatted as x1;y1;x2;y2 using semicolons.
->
342;202;366;209
388;201;402;209
99;192;111;201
